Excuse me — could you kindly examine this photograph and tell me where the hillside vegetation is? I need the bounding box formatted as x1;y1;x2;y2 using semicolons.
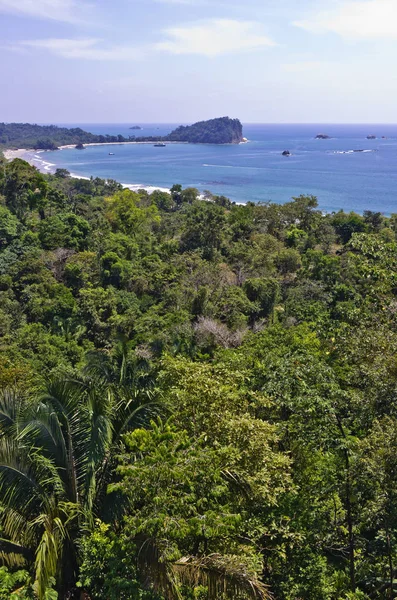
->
166;117;243;143
0;117;243;150
1;156;397;599
0;122;134;149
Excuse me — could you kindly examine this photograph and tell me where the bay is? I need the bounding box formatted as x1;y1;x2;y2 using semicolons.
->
39;123;397;214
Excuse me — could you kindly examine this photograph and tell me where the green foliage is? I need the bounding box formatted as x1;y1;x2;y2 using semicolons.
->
244;277;280;318
0;567;57;599
37;213;90;250
332;210;368;243
0;206;20;248
0;122;134;149
1;158;47;220
0;371;161;599
105;189;160;236
0;567;31;599
166;117;243;144
0;118;243;150
2;159;397;599
181;202;226;258
274;247;302;274
78;522;160;599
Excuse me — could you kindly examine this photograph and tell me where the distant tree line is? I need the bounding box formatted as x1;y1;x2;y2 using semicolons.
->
0;117;243;150
0;123;135;149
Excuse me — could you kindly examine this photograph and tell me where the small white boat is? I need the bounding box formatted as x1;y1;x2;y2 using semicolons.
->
108;152;115;155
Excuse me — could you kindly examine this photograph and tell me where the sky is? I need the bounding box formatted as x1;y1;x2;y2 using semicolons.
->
1;0;397;123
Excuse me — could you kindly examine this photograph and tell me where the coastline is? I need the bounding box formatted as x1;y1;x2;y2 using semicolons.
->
2;147;171;195
3;141;248;202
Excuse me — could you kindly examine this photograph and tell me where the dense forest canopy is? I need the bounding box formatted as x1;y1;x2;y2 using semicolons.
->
0;122;134;149
0;117;243;150
1;155;397;599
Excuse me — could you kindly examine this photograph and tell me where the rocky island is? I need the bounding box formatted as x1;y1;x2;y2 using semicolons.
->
130;126;143;130
315;133;331;139
164;117;243;144
367;135;376;139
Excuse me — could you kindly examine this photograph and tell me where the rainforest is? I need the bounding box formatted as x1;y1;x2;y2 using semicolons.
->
1;156;397;599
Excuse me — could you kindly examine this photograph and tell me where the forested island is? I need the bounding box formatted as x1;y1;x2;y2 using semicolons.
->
0;117;243;150
1;154;397;599
166;116;243;144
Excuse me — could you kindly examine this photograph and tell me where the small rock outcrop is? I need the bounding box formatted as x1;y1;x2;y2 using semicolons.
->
282;150;291;156
315;134;331;139
75;143;85;149
367;135;376;139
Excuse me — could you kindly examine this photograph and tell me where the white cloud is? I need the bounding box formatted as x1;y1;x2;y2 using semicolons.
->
294;0;397;40
11;18;276;60
0;0;86;23
156;19;276;56
18;38;146;60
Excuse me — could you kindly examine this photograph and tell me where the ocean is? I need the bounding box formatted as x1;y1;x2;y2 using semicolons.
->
34;123;397;214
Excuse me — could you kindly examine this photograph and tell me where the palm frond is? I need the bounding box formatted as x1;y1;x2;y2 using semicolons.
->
32;499;80;600
0;388;24;433
33;518;63;600
173;554;272;600
0;506;37;551
83;350;115;387
18;412;68;473
0;537;33;562
113;390;164;440
136;537;183;600
136;536;270;600
83;388;113;517
39;379;85;504
0;438;42;513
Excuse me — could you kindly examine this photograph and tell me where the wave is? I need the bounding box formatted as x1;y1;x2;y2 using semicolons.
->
203;163;235;168
334;149;377;155
31;157;56;172
202;163;263;171
70;173;91;181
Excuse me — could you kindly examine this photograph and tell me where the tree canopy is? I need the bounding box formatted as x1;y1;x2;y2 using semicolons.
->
1;155;397;599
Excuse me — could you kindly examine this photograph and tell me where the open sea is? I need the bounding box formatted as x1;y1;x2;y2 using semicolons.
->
36;123;397;214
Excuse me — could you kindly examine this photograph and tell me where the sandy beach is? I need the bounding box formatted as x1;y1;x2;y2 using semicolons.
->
2;147;171;195
58;141;187;149
3;148;33;161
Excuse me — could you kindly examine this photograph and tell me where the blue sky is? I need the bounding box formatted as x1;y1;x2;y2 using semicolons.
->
1;0;396;123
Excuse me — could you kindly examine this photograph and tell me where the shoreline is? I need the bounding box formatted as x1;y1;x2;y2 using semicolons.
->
59;141;189;149
2;147;172;195
2;142;248;202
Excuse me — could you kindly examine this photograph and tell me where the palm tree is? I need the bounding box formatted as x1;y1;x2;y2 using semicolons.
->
82;335;155;393
0;349;271;600
0;375;161;599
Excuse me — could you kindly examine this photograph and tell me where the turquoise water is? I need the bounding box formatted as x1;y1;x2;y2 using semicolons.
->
40;123;397;214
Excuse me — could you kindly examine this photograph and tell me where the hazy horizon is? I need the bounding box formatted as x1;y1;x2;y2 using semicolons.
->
7;121;397;126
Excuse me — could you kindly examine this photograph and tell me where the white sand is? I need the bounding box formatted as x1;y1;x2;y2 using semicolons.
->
58;141;187;150
2;144;230;201
3;149;31;160
3;147;172;195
